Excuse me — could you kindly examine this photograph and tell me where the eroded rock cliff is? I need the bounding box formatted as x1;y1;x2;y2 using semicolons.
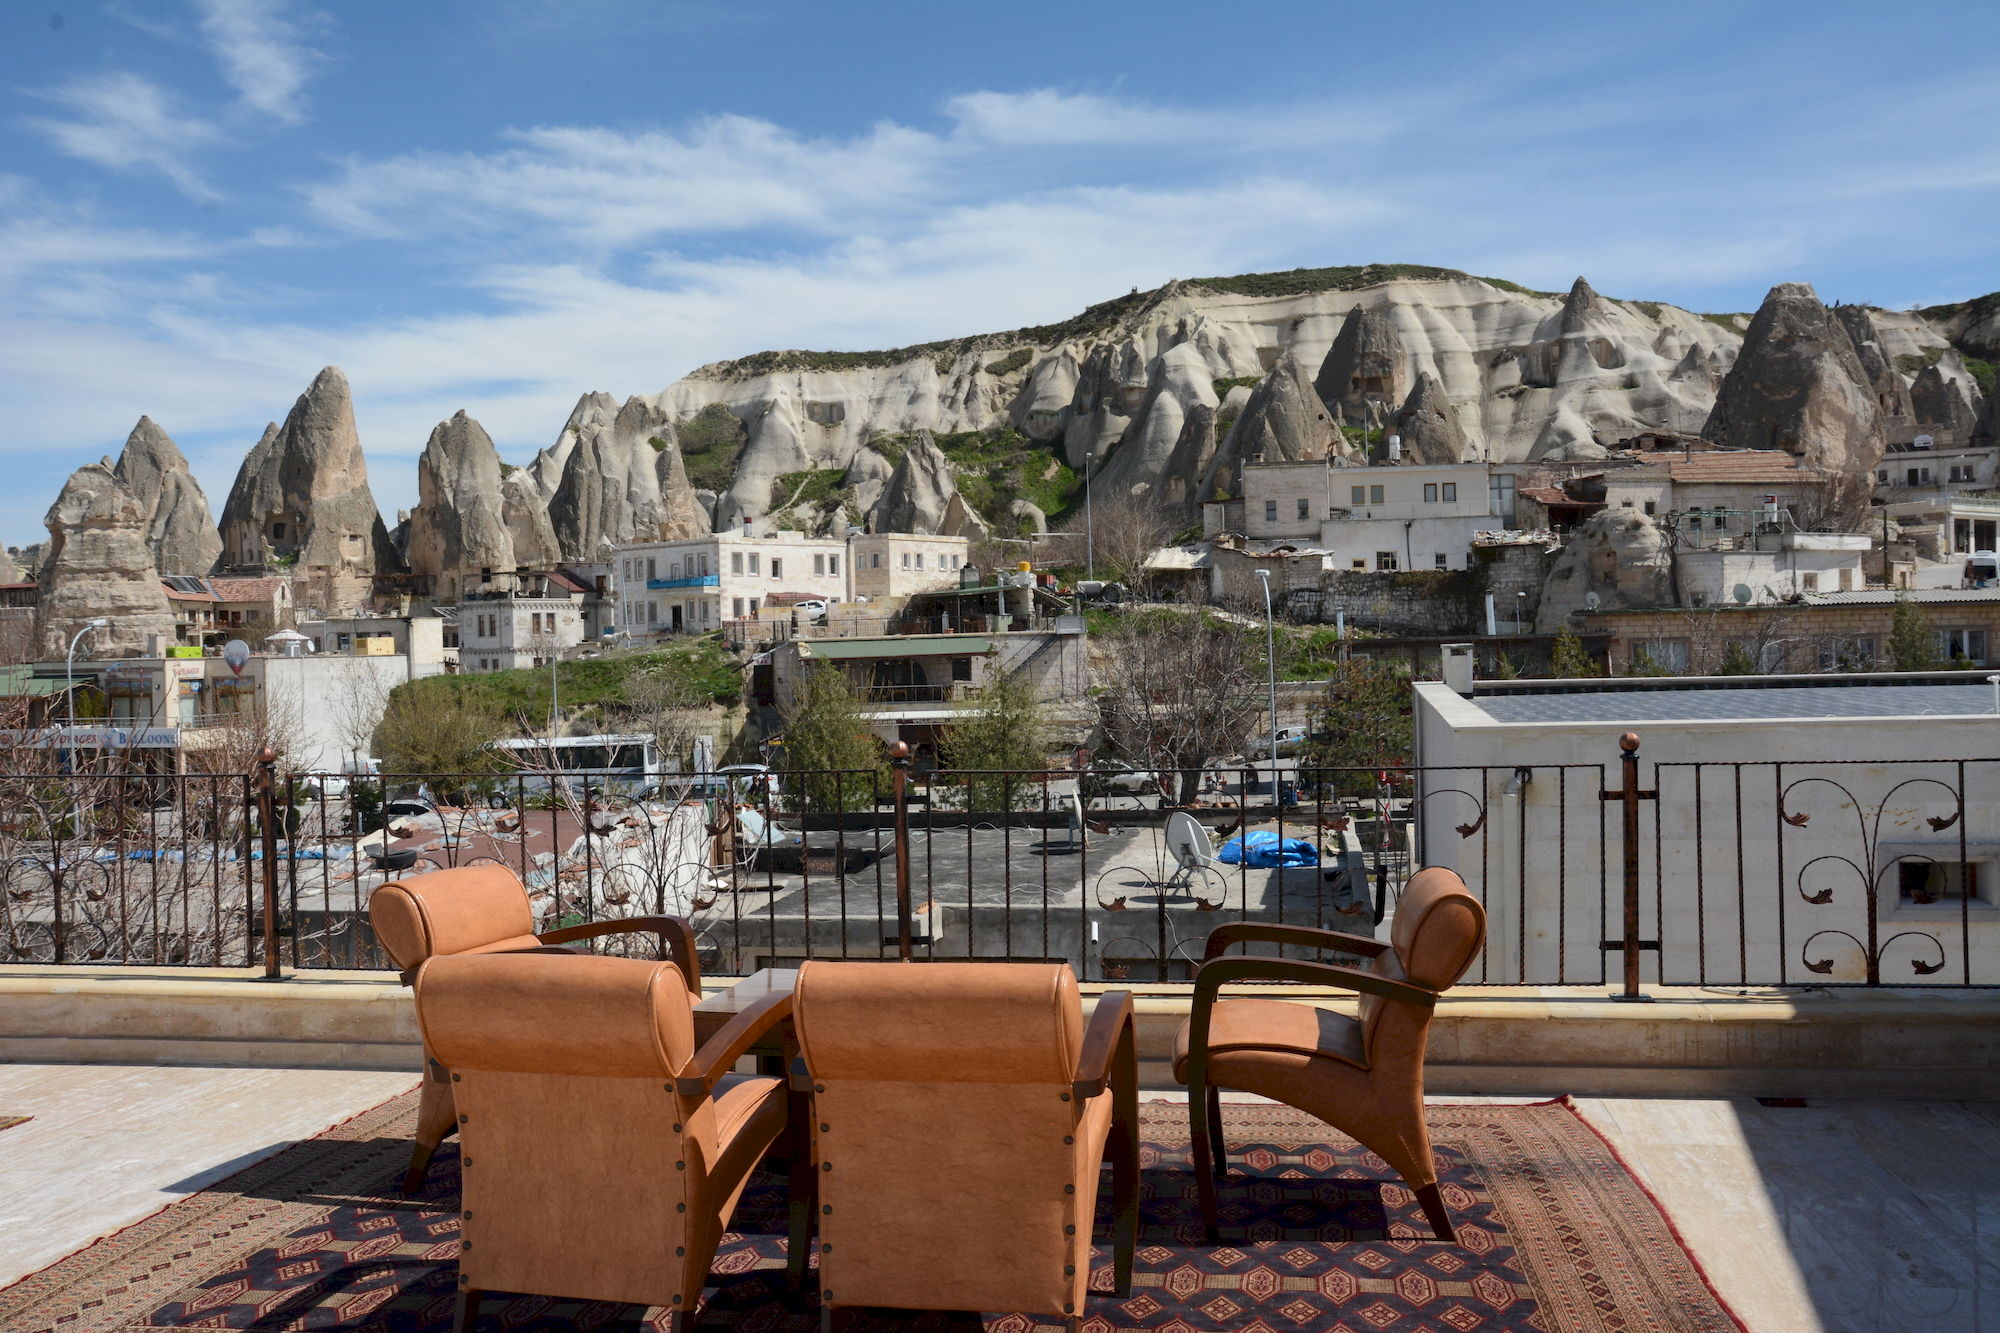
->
113;416;220;577
37;462;175;658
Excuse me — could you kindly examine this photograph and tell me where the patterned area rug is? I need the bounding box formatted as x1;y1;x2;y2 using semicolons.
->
0;1115;28;1133
0;1091;1742;1333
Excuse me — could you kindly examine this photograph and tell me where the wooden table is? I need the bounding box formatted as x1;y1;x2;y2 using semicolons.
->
693;967;798;1073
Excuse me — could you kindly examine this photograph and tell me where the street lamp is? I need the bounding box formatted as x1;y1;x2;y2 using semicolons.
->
1254;569;1278;792
1084;450;1096;584
66;618;109;729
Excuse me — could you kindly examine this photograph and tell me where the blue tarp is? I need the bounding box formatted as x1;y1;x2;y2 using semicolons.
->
1216;831;1319;868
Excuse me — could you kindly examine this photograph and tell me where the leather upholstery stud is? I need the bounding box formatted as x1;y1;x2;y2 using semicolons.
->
819;1123;830;1132
822;1162;832;1172
1063;1184;1075;1194
1064;1225;1076;1235
675;1246;685;1257
814;1084;826;1093
822;1204;832;1215
676;1202;686;1213
1059;1092;1071;1102
1063;1135;1074;1145
451;1073;461;1082
458;1115;468;1124
1064;1265;1075;1276
674;1160;685;1170
822;1244;832;1253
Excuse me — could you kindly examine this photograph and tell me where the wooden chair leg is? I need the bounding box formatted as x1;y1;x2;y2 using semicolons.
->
1204;1083;1227;1182
785;1088;812;1291
667;1310;694;1333
1187;1075;1220;1243
451;1287;484;1333
1413;1182;1457;1243
405;1072;456;1196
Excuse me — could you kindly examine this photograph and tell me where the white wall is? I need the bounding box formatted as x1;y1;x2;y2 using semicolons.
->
1411;681;2000;988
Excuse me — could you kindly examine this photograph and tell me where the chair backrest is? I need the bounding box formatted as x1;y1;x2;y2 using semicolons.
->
1165;811;1213;868
1358;867;1486;1062
368;864;542;973
794;961;1093;1317
415;952;712;1310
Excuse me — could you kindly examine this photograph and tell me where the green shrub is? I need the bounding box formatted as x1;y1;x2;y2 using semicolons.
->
983;347;1033;376
776;666;886;812
1212;376;1263;397
674;404;746;493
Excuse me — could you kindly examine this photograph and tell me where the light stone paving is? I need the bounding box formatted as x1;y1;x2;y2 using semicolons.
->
1;1064;1994;1332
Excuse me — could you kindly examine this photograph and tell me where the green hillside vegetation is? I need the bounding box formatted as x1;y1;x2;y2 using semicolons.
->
769;468;856;529
1184;262;1556;299
672;404;746;493
384;640;743;734
930;427;1078;527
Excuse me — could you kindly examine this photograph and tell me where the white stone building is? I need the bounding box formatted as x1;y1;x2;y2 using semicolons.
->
615;530;850;637
849;533;972;600
1207;460;1503;576
1676;532;1871;605
458;571;587;672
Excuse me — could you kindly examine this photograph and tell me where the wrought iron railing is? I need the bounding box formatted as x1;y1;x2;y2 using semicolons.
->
1;735;1997;989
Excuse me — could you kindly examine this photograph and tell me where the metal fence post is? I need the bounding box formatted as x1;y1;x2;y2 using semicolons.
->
890;741;912;962
1599;731;1657;1001
254;747;282;980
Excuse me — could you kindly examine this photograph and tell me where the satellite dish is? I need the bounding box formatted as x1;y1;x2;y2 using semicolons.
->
1732;584;1754;605
1583;591;1601;612
1165;811;1215;870
222;639;250;675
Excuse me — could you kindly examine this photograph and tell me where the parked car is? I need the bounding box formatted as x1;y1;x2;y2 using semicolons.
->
1249;726;1311;759
1081;759;1159;796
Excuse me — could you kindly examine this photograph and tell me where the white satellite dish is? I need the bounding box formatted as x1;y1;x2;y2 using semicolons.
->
1164;811;1215;870
222;639;250;675
1732;584;1754;605
1583;591;1601;612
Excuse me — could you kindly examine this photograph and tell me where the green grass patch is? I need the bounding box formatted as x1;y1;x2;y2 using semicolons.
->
1212;376;1263;397
673;403;746;493
1896;349;1946;375
983;347;1033;376
1699;311;1749;333
1963;357;1996;396
1183;262;1555;299
395;640;743;728
930;427;1078;525
1628;300;1665;321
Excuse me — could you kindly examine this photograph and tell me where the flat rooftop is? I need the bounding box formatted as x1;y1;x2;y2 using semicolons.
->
1469;674;2000;724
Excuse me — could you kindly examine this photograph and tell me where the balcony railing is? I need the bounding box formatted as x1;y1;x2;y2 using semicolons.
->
646;574;720;590
1;735;1996;989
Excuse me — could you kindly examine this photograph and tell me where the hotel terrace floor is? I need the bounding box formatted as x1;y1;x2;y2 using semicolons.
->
2;1060;1995;1332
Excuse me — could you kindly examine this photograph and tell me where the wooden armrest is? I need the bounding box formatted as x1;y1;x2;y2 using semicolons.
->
1073;990;1135;1099
1193;955;1436;1010
1201;921;1388;961
675;990;792;1098
537;915;701;992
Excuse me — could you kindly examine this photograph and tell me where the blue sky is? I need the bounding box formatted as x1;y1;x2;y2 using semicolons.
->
2;0;1996;541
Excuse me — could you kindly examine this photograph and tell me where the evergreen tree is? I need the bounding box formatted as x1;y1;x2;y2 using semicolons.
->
1889;594;1941;671
1717;643;1759;675
776;665;885;812
942;668;1049;812
1626;649;1672;677
1490;651;1519;680
1548;627;1600;678
1302;656;1412;798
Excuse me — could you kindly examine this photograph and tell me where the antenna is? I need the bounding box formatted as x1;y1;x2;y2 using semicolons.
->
1583;591;1601;612
1732;584;1754;605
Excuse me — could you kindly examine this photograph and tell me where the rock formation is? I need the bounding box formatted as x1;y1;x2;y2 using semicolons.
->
1205;349;1342;495
1534;508;1674;632
529;391;617;500
870;432;988;537
217;367;394;616
36;462;176;658
1908;364;1983;441
0;547;20;584
113;417;221;577
1314;305;1409;420
405;411;518;598
1701;283;1884;472
1093;342;1220;518
548;396;709;559
1387;372;1467;465
501;469;562;570
1832;307;1914;424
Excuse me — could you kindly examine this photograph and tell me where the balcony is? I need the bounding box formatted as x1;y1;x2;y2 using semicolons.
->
1;738;1996;1329
646;573;720;590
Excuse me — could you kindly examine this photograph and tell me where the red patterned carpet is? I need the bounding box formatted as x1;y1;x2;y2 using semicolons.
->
0;1090;1742;1332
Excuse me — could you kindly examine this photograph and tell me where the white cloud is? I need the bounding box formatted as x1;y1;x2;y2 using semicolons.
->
196;0;318;125
25;72;222;202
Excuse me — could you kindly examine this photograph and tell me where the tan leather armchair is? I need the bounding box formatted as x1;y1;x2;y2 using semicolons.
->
793;961;1138;1333
416;951;809;1333
369;863;703;1194
1176;867;1486;1242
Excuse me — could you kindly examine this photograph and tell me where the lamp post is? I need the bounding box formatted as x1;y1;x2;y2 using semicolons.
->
65;618;109;729
1084;450;1096;584
1254;569;1278;792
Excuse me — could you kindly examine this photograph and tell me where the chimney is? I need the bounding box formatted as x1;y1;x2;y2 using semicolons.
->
1442;642;1475;696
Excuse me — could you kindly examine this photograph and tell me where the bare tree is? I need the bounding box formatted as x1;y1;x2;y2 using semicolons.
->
1089;492;1179;594
328;663;391;775
1097;603;1262;804
1791;467;1875;534
622;662;710;775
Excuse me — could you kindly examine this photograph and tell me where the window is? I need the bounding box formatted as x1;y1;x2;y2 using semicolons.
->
1369;485;1385;504
902;552;911;569
1352;558;1366;569
829;555;839;576
1423;484;1438;503
1264;500;1278;522
770;558;782;580
749;553;761;575
1376;551;1398;571
1442;483;1457;502
1489;473;1518;526
749;597;760;616
1896;858;1988;906
1840;567;1855;590
1877;470;1889;483
670;561;682;581
915;553;925;569
1908;466;1932;486
698;553;709;576
1632;639;1690;673
732;552;744;575
1801;572;1819;592
1937;628;1988;663
646;558;656;579
732;597;745;618
950;657;973;682
1350;485;1366;505
646;602;658;624
813;554;825;575
1819;636;1876;670
872;553;881;568
1297;497;1311;520
1643;500;1657;516
1434;553;1449;568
